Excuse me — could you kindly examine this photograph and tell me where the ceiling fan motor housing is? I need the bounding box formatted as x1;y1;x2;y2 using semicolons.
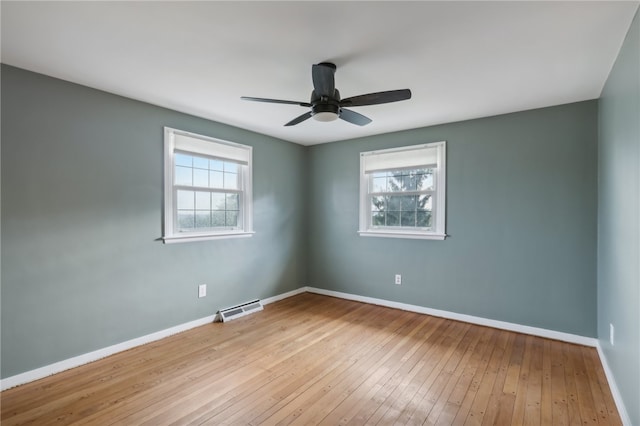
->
311;89;341;119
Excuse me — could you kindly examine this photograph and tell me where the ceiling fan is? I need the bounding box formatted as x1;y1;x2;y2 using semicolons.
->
241;62;412;127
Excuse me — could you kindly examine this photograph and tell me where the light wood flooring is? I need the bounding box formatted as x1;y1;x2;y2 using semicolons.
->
1;293;621;425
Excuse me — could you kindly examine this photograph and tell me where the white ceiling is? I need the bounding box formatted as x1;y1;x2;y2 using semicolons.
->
2;1;638;145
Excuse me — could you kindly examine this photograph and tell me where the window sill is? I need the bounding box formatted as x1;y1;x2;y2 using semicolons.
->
163;231;255;244
358;230;446;240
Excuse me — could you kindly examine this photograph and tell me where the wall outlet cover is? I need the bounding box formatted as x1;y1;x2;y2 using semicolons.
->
609;323;614;346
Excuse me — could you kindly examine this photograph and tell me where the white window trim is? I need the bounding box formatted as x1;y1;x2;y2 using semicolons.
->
358;141;446;240
163;127;254;244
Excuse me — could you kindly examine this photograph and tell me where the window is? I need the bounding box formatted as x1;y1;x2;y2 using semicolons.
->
163;127;253;243
359;141;446;240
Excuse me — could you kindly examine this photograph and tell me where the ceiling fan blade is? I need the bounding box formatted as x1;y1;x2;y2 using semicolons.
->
312;63;336;98
339;108;372;126
340;89;412;107
284;111;313;126
241;96;311;107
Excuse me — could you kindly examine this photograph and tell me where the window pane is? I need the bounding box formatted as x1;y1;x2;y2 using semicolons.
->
193;169;208;187
226;193;239;210
226;211;239;227
417;194;432;228
210;171;224;188
211;211;225;226
386;211;400;226
417;170;434;191
210;159;224;171
371;196;385;212
195;211;211;229
372;212;386;226
400;195;416;210
212;193;225;210
417;211;432;228
193;156;209;169
175;166;192;186
418;194;432;211
387;174;403;192
195;192;210;210
224;162;238;173
175;153;192;167
177;211;195;230
372;177;387;192
399;174;410;191
400;211;416;227
387;195;402;211
223;172;238;189
177;190;194;210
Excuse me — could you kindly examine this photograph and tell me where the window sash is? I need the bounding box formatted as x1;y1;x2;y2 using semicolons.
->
366;165;437;231
367;190;436;231
173;187;244;232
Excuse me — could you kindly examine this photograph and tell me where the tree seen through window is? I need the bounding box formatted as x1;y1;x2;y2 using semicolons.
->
370;168;434;229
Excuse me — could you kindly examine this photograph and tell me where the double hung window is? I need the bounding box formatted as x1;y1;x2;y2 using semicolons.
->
163;127;253;243
359;142;446;240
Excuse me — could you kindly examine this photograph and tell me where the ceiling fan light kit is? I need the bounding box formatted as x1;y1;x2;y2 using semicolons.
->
313;111;339;122
242;62;411;127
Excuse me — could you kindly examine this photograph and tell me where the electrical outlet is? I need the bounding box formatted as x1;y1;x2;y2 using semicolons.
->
395;274;402;285
198;284;207;298
610;323;615;346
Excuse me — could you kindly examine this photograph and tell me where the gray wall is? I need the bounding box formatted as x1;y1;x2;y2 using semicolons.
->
308;101;598;337
598;7;640;426
1;65;308;378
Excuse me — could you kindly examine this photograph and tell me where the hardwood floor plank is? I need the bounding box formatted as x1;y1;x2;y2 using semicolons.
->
550;338;570;426
590;349;623;423
463;330;510;425
403;323;479;425
428;326;485;426
478;332;516;426
450;327;500;425
295;315;444;425
369;320;471;424
0;293;623;426
502;333;526;396
250;309;423;425
523;335;543;426
581;347;622;425
510;335;534;425
278;313;432;425
343;319;456;425
224;307;408;425
563;342;587;426
570;344;600;425
540;340;553;425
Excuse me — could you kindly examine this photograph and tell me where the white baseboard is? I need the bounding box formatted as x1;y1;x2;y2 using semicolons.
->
596;342;632;426
262;287;308;305
0;286;310;391
0;313;216;391
305;287;598;347
0;285;603;394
